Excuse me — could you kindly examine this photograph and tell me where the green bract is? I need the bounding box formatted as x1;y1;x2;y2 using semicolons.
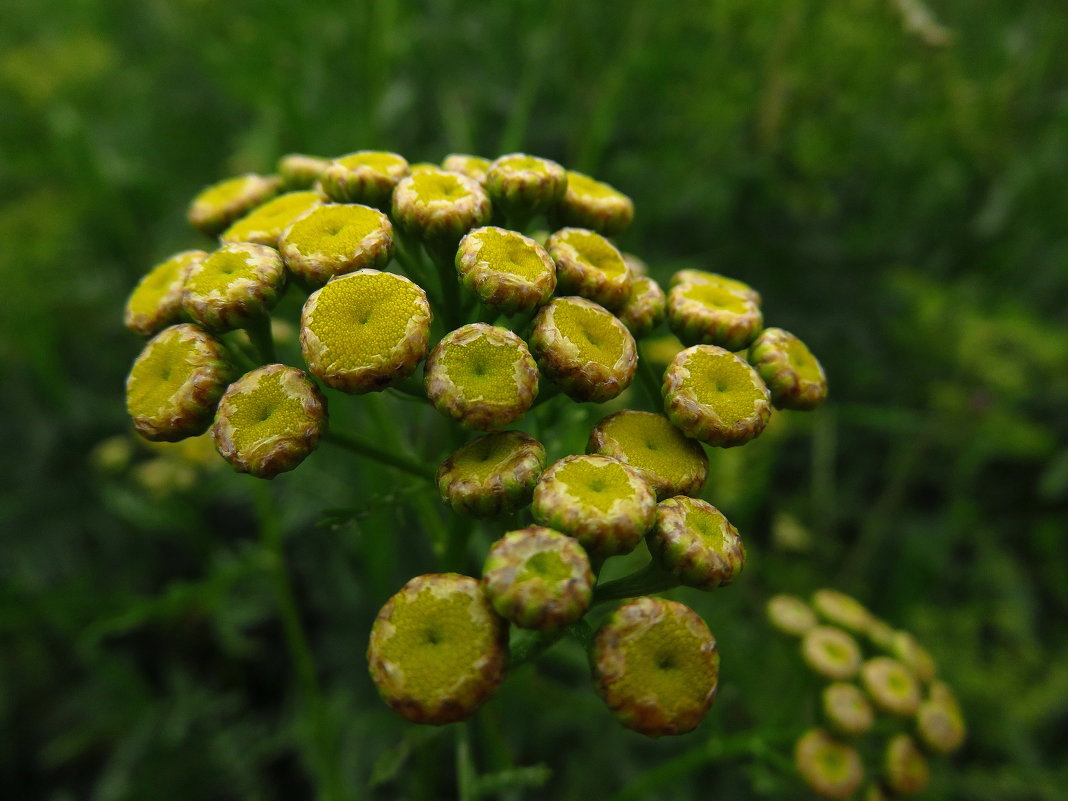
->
749;327;829;411
455;226;557;314
884;734;929;796
793;729;865;800
532;454;656;558
437;431;546;518
556;170;634;236
860;656;921;717
320;150;409;207
276;153;331;190
187;173;282;236
592;597;719;738
647;496;745;590
367;573;507;725
211;364;327;479
126;323;235;442
182;243;286;333
300;269;431;394
587;410;707;500
801;626;863;680
666;279;763;350
221;191;322;248
617;275;666;338
822;682;875;737
124;249;206;337
424;324;539;431
481;526;593;631
662;345;771;447
485;153;567;221
279;203;395;288
766;594;819;637
547;227;631;312
529;296;637;403
392;170;492;249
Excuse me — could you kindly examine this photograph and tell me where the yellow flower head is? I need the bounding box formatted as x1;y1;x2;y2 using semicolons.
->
187;173;282;236
437;430;546;518
124;249;206;337
455;226;557;315
547;227;631;312
279;203;394;288
556;170;634;236
320;150;409;207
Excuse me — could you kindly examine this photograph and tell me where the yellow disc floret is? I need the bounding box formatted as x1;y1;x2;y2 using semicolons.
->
279;203;394;288
221;191;322;247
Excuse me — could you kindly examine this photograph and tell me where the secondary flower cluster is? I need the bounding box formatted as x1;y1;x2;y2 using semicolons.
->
767;590;966;799
121;148;830;736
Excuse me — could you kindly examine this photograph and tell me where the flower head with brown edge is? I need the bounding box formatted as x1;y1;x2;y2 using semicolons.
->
884;734;929;796
211;364;327;479
279;203;394;289
124;250;206;337
187;173;282;236
669;269;762;306
424;324;539;431
811;588;875;636
766;594;819;637
437;431;545;518
455;226;556;315
860;656;921;717
367;573;507;725
822;682;875;737
793;729;865;800
181;243;285;333
485;153;567;221
618;275;666;338
392;170;492;251
221;191;322;248
126;324;235;442
532;454;656;558
529;297;637;403
647;496;745;590
662;345;771;447
320;150;409;207
592;597;718;738
556;170;634;236
443;153;491;185
547;227;631;312
481;526;593;631
801;626;863;680
300;269;431;394
749;327;829;411
587;410;707;500
277;153;331;190
916;690;966;754
890;631;937;683
666;280;763;351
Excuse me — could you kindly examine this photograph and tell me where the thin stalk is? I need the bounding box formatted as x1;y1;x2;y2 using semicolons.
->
636;346;663;410
455;722;478;801
322;429;435;482
427;245;463;330
245;315;277;363
530;382;563;409
592;560;680;606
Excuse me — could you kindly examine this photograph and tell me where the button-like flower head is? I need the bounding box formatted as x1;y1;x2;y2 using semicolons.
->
669;269;761;306
793;729;865;800
279;203;394;289
666;280;763;351
884;734;929;795
547;227;631;312
187;173;282;236
801;626;863;680
811;588;875;636
481;526;593;631
916;683;966;754
647;496;745;590
766;594;819;637
529;297;637;403
425;324;539;431
124;250;206;337
617;275;666;338
485;153;567;221
749;327;829;410
392;170;492;250
182;243;286;333
822;682;875;737
126;324;235;442
890;631;937;683
592;597;719;737
277;153;331;190
300;269;431;394
556;170;634;236
320;150;409;207
442;153;491;185
211;364;327;479
221;191;322;248
860;656;921;717
662;345;771;447
367;573;507;725
455;226;556;315
437;431;545;517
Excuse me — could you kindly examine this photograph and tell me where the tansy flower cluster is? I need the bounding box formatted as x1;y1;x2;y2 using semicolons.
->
122;148;830;736
767;590;966;799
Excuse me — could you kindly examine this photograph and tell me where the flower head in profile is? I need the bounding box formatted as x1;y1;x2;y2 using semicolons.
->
547;227;631;312
437;431;545;518
187;173;282;236
884;734;929;796
556;169;634;236
647;496;745;590
749;327;829;411
822;682;875;737
276;153;331;190
793;728;865;800
811;588;875;636
766;594;819;637
442;153;491;185
617;275;666;338
666;279;763;351
221;191;322;248
320;150;409;207
485;153;567;223
124;250;206;337
182;243;286;333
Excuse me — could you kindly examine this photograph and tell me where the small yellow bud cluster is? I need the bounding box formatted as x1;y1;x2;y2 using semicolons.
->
767;589;966;799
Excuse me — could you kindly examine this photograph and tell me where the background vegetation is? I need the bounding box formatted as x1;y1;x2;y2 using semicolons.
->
2;0;1066;798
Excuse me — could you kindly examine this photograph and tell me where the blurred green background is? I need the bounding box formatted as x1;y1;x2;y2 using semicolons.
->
2;0;1067;798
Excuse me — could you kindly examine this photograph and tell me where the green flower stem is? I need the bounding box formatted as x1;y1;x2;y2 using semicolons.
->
222;333;261;372
636;345;663;410
322;429;435;482
392;230;433;286
245;315;276;363
428;245;463;331
254;483;343;801
456;722;478;801
508;619;595;672
530;381;563;409
443;513;471;573
591;560;680;606
389;374;427;400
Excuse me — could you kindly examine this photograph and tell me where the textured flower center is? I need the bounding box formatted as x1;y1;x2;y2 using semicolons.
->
783;335;821;376
681;348;763;426
186;248;257;295
567;171;621;200
336;151;407;173
469;228;548;281
437;334;524;406
284;204;386;257
557;459;633;514
127;254;189;317
452;433;526;482
225;191;319;239
410;171;473;204
223;369;308;455
196;175;258;206
685;503;727;551
560;229;626;275
554;301;625;364
681;282;750;314
612;613;712;715
127;333;200;417
601;413;701;488
516;550;571;584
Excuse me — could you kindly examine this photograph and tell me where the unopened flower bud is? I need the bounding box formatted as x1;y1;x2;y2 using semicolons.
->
666;280;763;351
529;297;637;403
211;364;327;479
277;153;331;190
766;594;819;637
647;497;745;590
320;150;409;207
822;682;875;737
367;573;507;725
124;250;206;337
392;170;492;250
749;327;828;411
592;597;719;737
547;227;631;312
221;191;322;248
811;589;874;636
884;734;929;796
556;170;634;236
793;729;865;800
662;345;772;447
455;226;556;314
425;324;539;431
279;203;394;289
669;269;761;306
890;631;937;683
532;455;655;557
126;324;235;442
801;626;862;680
586;410;707;500
861;656;921;717
437;431;545;517
188;173;282;236
486;153;567;222
442;153;491;185
300;269;431;394
182;243;286;333
618;276;666;338
482;526;593;631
